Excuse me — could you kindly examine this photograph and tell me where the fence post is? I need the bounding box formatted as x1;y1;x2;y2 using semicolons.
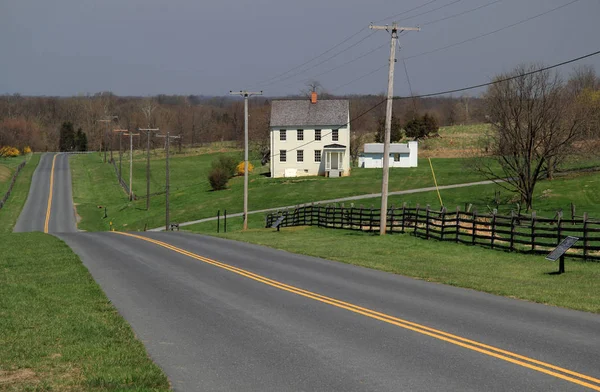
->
369;206;374;232
341;203;345;229
472;209;477;245
556;210;563;247
317;204;321;227
389;205;394;234
491;209;497;249
401;202;406;233
531;211;536;252
224;209;227;233
510;210;515;252
455;206;460;243
440;206;447;241
414;204;420;235
583;212;589;260
425;204;431;240
217;210;220;233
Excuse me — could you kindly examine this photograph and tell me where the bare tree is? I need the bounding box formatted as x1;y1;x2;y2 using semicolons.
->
477;64;586;211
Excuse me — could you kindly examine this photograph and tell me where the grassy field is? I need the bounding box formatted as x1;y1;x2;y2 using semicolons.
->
0;154;41;233
0;155;30;197
71;149;498;231
186;221;600;314
0;233;170;391
415;123;490;158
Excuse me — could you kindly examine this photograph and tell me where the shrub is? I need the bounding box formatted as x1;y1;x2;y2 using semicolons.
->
208;167;229;191
0;146;20;157
22;146;32;154
236;161;254;176
212;155;237;178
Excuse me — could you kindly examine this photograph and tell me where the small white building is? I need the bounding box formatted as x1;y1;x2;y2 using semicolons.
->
269;93;350;178
359;142;418;168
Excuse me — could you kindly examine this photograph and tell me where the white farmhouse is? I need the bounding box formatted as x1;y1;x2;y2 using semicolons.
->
270;93;350;178
359;142;418;168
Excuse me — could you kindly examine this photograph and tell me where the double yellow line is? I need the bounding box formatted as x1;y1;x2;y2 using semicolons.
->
44;154;58;234
114;231;600;391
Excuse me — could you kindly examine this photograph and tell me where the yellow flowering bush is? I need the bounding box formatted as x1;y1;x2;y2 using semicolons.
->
22;146;32;154
236;161;254;176
0;146;21;157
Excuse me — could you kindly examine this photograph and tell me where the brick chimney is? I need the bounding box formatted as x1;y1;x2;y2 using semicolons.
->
311;91;317;104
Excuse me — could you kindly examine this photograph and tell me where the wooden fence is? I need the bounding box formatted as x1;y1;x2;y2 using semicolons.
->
0;160;27;211
109;158;138;200
265;204;600;261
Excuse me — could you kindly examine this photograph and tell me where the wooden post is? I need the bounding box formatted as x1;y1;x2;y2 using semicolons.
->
583;212;589;260
472;209;477;245
317;204;321;227
455;206;460;243
389;205;394;234
440;207;447;241
556;210;563;247
414;204;420;235
369;206;374;232
571;203;576;225
425;204;431;240
401;202;406;233
217;210;220;233
491;209;497;249
531;211;536;252
341;203;345;228
510;210;515;252
224;210;227;233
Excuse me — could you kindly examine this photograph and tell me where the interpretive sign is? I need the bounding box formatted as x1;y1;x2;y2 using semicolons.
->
546;236;579;274
271;215;285;231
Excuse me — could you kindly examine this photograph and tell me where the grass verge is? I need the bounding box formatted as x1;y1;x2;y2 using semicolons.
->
0;154;41;233
188;218;600;314
0;232;170;391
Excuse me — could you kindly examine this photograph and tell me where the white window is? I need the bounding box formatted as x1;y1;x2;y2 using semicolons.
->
315;129;321;141
297;150;303;162
280;130;286;141
314;150;321;162
280;150;286;162
332;129;339;141
297;129;304;141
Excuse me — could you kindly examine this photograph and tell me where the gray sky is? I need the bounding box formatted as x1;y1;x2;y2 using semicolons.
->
1;0;599;97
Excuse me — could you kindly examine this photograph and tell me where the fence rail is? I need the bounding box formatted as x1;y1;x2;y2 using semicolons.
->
265;204;600;261
0;160;27;211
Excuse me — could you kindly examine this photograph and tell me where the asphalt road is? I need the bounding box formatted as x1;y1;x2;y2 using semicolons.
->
16;153;600;391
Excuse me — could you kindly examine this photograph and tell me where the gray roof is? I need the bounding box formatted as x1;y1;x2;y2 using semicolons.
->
270;99;349;128
364;143;411;154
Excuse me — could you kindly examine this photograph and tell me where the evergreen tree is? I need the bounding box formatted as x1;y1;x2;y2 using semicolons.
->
74;128;88;151
375;115;402;143
59;122;75;151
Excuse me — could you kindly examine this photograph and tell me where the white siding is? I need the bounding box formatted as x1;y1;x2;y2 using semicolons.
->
270;121;351;178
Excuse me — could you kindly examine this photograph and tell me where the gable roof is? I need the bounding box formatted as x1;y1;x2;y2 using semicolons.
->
270;99;349;128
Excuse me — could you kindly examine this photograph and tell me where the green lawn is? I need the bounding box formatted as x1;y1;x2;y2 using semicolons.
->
187;221;600;314
71;149;498;232
0;154;40;233
0;233;170;391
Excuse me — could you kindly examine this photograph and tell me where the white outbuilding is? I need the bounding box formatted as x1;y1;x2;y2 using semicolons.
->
359;142;418;168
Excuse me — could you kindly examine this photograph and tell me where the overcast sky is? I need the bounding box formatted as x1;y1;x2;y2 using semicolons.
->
1;0;599;97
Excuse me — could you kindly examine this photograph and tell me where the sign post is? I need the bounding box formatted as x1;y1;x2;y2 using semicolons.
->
545;236;579;274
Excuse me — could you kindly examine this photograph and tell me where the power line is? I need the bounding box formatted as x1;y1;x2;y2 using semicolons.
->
260;31;378;88
404;0;581;60
395;48;600;99
374;0;440;23
420;0;504;26
396;0;465;23
330;63;388;93
251;28;368;88
279;42;388;91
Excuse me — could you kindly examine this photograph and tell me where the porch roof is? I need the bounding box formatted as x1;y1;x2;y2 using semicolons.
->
323;143;346;149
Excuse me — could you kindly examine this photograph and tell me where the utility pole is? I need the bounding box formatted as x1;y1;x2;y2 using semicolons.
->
97;116;118;163
113;129;128;181
123;131;140;201
139;128;159;210
229;90;263;230
370;22;419;235
155;132;181;231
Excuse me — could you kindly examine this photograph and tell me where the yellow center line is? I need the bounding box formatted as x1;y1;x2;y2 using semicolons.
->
44;154;58;234
113;231;600;391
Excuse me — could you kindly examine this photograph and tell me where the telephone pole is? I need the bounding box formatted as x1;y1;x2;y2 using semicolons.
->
155;132;181;231
139;128;159;210
123;131;140;201
97;116;118;163
229;90;263;230
370;22;419;235
113;129;128;181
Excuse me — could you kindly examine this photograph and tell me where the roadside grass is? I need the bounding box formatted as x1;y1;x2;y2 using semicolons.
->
71;150;498;231
0;155;29;196
0;154;41;233
187;220;600;314
0;232;170;391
